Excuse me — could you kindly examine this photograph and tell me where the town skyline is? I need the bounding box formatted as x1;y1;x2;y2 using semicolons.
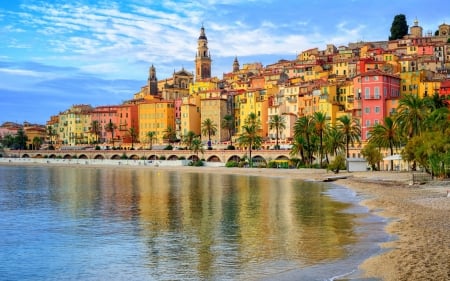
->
1;0;449;124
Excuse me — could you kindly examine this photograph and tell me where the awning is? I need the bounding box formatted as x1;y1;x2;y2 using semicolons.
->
383;154;402;161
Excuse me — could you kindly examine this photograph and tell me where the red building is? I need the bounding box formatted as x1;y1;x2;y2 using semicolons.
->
353;70;401;140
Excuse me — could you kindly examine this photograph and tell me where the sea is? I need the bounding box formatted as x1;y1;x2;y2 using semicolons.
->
0;165;387;281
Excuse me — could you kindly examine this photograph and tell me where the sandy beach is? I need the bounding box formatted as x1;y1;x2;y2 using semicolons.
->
1;161;449;280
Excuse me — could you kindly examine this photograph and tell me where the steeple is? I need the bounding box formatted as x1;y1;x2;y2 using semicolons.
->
233;56;240;73
195;25;211;80
148;64;158;96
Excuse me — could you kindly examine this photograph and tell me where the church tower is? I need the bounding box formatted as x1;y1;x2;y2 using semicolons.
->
195;25;211;80
232;56;240;73
148;64;158;96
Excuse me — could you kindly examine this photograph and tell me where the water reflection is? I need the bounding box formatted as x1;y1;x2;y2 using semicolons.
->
1;166;360;280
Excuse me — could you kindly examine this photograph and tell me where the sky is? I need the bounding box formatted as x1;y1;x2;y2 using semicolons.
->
0;0;448;125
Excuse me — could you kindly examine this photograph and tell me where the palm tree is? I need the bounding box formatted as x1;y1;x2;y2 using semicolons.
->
294;115;315;166
201;118;217;149
221;114;235;147
336;115;361;159
46;125;57;146
183;130;196;149
105;119;117;148
324;127;345;159
395;94;428;139
368;116;402;171
128;127;138;149
290;134;307;166
191;137;204;159
237;123;263;167
15;128;28;150
146;131;157;150
89;121;101;144
32;136;43;150
163;126;177;145
268;114;286;150
313;112;328;167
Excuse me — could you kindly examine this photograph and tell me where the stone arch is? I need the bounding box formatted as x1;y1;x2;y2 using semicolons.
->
167;155;178;160
63;154;72;159
252;155;266;164
22;154;30;158
111;154;121;160
188;155;199;161
48;154;56;159
227;155;241;163
148;155;158;160
78;154;88;159
275;155;289;161
94;154;104;160
207;155;221;162
129;154;139;160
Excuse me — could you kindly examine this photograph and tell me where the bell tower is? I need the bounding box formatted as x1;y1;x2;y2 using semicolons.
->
195;25;211;80
148;64;158;96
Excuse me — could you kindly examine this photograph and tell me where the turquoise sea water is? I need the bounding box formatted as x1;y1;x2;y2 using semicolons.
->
0;165;387;281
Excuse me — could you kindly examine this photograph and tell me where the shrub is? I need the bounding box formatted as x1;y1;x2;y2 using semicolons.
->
159;155;166;160
95;145;101;150
327;154;346;174
267;161;277;168
226;145;235;150
193;160;204;166
179;156;186;160
225;160;238;167
120;153;128;159
164;144;173;150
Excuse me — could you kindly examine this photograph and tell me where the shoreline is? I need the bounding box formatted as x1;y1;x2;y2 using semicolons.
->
1;160;449;280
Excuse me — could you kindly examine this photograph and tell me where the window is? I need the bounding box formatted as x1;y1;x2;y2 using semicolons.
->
365;107;370;114
375;106;380;113
365;76;369;81
374;119;379;125
374;87;380;98
365;87;370;99
366;120;371;127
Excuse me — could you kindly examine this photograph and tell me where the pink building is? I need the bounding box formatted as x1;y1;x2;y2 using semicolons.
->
353;70;401;140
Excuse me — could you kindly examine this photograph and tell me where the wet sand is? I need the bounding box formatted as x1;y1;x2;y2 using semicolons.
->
1;161;449;280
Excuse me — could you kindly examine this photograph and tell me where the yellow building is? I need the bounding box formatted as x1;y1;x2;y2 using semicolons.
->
200;93;229;143
138;100;175;145
400;70;425;97
58;105;93;146
180;94;201;137
237;89;268;138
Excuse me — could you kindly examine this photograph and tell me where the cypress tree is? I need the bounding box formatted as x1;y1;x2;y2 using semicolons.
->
389;14;408;40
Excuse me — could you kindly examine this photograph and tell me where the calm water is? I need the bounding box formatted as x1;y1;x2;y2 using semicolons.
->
0;166;387;281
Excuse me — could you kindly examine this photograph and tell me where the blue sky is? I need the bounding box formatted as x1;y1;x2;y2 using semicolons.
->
0;0;448;124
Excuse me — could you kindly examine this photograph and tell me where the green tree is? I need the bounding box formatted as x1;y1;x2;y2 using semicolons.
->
32;136;43;150
389;14;408;40
163;126;177;145
290;134;307;166
361;142;383;171
313;112;328;167
183;130;197;149
191;137;204;159
294;115;315;166
105;119;117;147
395;94;428;139
337;115;361;159
324;127;345;160
146;131;157;150
268;114;286;150
368;116;402;171
89;121;101;144
15;128;28;150
237;114;263;167
201;118;217;149
46;125;57;146
221;114;235;147
128;127;138;149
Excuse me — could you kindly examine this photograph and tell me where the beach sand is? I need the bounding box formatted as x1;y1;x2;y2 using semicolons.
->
1;161;449;280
